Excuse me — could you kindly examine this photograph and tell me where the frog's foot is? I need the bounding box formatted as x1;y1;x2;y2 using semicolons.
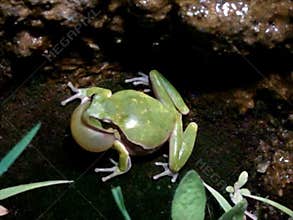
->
61;82;89;106
125;72;150;87
153;162;179;183
94;158;132;182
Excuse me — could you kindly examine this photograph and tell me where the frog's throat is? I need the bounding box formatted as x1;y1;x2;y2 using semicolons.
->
70;102;115;153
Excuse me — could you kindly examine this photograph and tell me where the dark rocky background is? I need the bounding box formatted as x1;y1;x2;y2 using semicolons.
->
0;0;292;219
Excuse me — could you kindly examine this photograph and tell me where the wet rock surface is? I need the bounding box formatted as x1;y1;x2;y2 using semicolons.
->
0;0;292;84
130;0;172;21
176;0;293;50
0;0;292;59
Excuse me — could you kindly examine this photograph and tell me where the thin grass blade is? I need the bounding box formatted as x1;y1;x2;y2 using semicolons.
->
243;193;293;217
203;182;232;212
111;186;131;220
0;122;41;176
0;180;73;200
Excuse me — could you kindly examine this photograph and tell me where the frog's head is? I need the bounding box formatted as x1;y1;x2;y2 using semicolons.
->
85;87;112;100
83;87;112;119
62;83;115;153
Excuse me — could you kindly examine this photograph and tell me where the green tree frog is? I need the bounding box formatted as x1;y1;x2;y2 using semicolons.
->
61;70;198;182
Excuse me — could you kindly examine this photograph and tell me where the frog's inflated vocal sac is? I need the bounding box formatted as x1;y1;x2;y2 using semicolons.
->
61;70;198;182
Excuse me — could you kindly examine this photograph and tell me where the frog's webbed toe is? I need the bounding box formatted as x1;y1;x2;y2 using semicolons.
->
61;82;89;106
125;72;150;92
95;158;132;182
153;162;179;183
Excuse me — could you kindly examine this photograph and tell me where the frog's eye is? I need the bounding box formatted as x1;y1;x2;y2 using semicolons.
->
102;119;112;124
100;119;116;131
90;93;96;101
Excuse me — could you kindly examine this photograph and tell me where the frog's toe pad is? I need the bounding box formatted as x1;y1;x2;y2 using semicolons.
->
125;72;150;86
153;162;179;183
94;158;131;182
95;166;123;182
61;82;89;106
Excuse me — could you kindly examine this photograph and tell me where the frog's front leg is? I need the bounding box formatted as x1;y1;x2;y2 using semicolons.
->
153;114;198;182
61;82;90;105
61;82;112;106
95;140;132;182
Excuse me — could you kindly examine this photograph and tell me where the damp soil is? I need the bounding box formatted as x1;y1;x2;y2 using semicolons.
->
0;45;292;220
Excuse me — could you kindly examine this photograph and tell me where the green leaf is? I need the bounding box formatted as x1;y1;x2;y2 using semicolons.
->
0;122;41;176
172;170;206;220
232;190;244;204
234;171;248;189
239;188;251;196
203;182;232;212
0;180;73;200
242;193;293;217
225;186;234;193
219;200;247;220
111;186;131;220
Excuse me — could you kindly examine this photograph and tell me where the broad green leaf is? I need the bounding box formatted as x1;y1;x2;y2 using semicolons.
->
111;186;131;220
203;182;232;212
242;193;293;217
219;200;247;220
0;122;41;176
0;180;73;200
172;170;206;220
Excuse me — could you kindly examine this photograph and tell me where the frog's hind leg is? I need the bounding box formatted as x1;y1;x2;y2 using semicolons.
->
95;140;132;182
125;72;151;92
153;114;198;182
153;162;179;183
149;70;190;115
125;72;149;86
